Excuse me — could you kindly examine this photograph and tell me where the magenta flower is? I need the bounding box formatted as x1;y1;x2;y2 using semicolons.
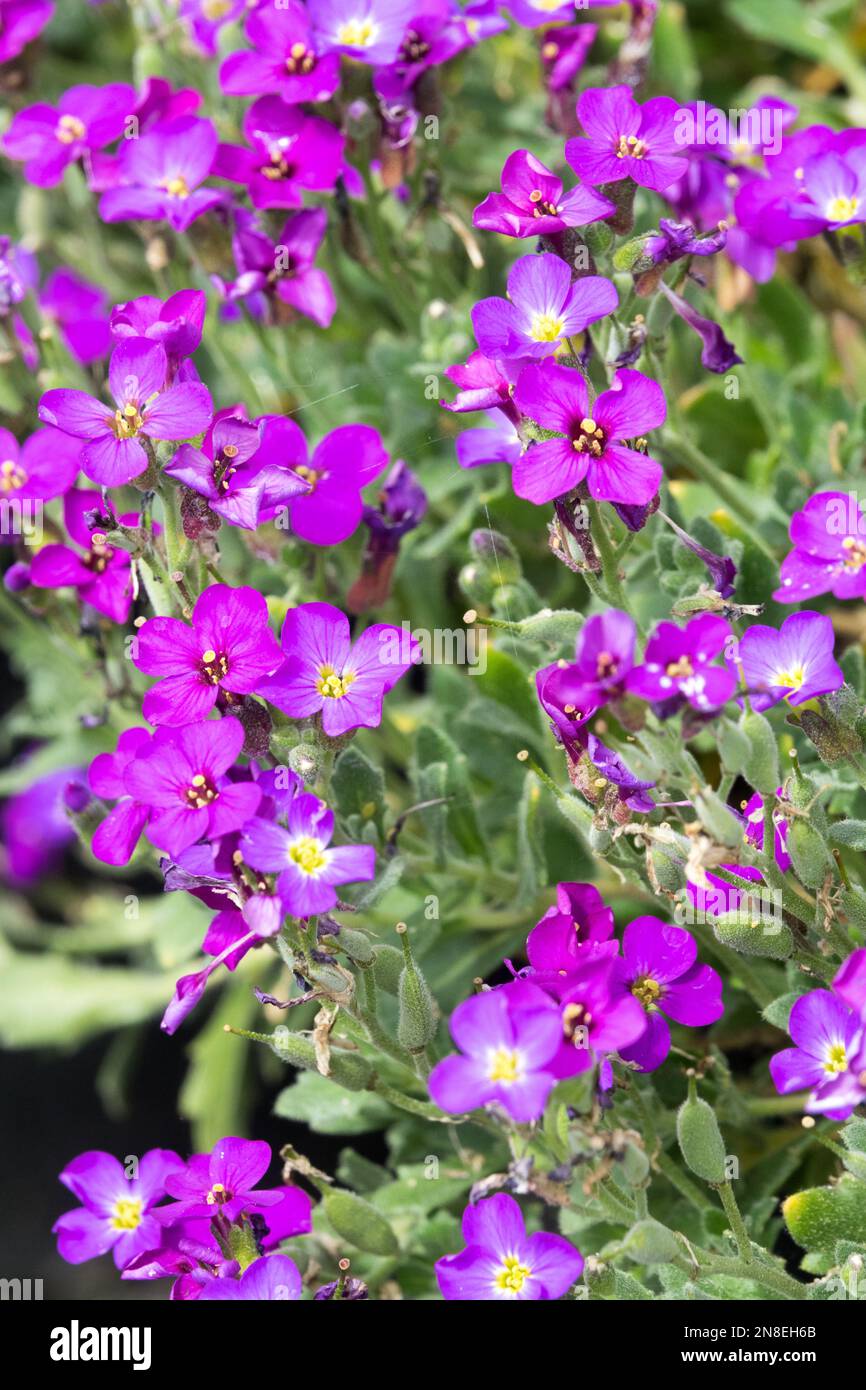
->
615;917;723;1072
54;1148;183;1269
742;789;790;872
241;794;375;917
734;611;843;712
0;424;80;503
0;1;54;63
2;82;134;187
770;980;866;1121
543;952;648;1079
564;608;636;702
133;584;283;727
38;337;212;486
626;614;736;713
436;1193;583;1301
123;717;262;858
179;0;246;55
213;96;345;210
472;254;618;362
535;661;599;750
30;488;134;623
199;1254;303;1301
160;1137;282;1224
1;764;86;885
512;362;664;504
455;416;521;470
162;895;285;1035
774;491;866;603
540;23;597;94
109;289;207;376
790;147;866;231
526;881;616;980
473;149;614;238
220;207;337;330
89;726;153;866
566;85;689;193
121;1222;235;1300
428;981;564;1122
98;116;223;232
39;269;110;365
257;601;418;736
307;0;415;66
255;420;388;545
442;351;518;421
585;734;656;813
165;411;301;531
504;0;573;27
219;0;341;104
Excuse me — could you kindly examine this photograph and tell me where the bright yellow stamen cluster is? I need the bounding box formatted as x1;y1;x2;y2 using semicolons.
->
824;1042;848;1076
163;175;190;199
632;975;663;1010
0;459;27;492
336;17;377;47
529;313;565;343
616;134;648;159
775;666;805;691
826;195;860;223
316;665;356;699
56;114;86;145
111;1198;143;1231
495;1255;532;1294
289;836;327;876
488;1047;522;1084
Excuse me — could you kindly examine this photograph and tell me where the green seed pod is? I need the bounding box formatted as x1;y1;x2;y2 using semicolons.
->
695;788;743;847
676;1078;727;1184
337;927;375;966
611;234;650;272
783;1178;866;1251
624;1219;681;1265
650;847;684;894
839;1149;866;1182
492;578;541;622
713;911;793;960
396;926;438;1052
265;1029;374;1092
787;818;833;890
323;1190;399;1256
371;944;404;995
841;886;866;932
739;711;780;794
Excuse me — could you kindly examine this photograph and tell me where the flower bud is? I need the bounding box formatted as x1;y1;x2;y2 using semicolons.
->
620;1141;650;1187
371;944;404;995
783;1178;866;1251
676;1078;727;1184
323;1190;399;1256
841;886;866;931
257;1028;374;1092
396;924;438;1052
458;562;497;607
337;927;375;966
739;711;779;794
786;818;833;890
651;847;684;894
624;1219;681;1264
288;742;321;783
469;528;522;585
712;911;793;960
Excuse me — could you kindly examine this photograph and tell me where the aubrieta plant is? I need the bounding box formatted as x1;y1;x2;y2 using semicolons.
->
3;0;866;1305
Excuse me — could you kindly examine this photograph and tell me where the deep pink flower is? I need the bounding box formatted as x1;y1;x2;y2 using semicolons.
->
29;488;134;622
213;96;344;210
0;424;80;504
39;268;110;364
2;83;134;187
98;116;223;232
219;0;341;104
566;84;689;192
472;253;618;362
254;420;388;545
615;917;723;1072
474;149;614;237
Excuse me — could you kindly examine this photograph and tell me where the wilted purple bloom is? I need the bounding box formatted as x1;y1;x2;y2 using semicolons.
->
0;424;80;504
642;218;728;267
123;717;262;858
213;96;344;210
89;726;153;866
512;362;664;505
161;893;285;1034
566;85;689;193
472;253;618;362
586;734;655;813
38;337;212;486
314;1274;369;1300
54;1149;183;1269
39;269;110;365
2;83;134;187
442;351;517;420
474;149;614;238
627;614;736;712
735;611;844;711
1;764;86;885
741;789;790;872
220;0;341;103
109;289;206;376
348;460;428;611
770;978;866;1121
257;601;419;736
775;491;866;603
221;207;337;329
615;917;723;1072
199;1254;302;1301
428;981;564;1121
254;420;388;545
179;0;246;55
0;0;54;63
133;584;282;727
241;793;375;917
376;0;471;87
121;1221;236;1300
659;510;737;598
455;415;521;470
525;881;615;980
535;660;599;750
658;280;742;374
29;488;134;622
436;1193;583;1301
686;863;765;921
160;1137;281;1224
99;116;223;232
307;0;415;66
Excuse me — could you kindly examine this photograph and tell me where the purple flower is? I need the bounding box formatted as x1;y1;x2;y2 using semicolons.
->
428;981;564;1121
166;411;303;531
659;510;737;598
255;421;388;545
123;717;262;858
473;149;614;238
540;24;597;94
626;614;736;712
221;207;337;329
512;362;665;505
98;116;223;232
455;415;521;470
657;280;742;375
504;0;573;27
525;881;616;980
542;952;648;1079
121;1222;236;1300
442;351;517;419
162;894;285;1034
39;269;110;365
734;611;844;712
789;146;866;231
179;0;246;56
775;491;866;603
220;1;341;103
160;1137;282;1224
436;1193;583;1301
770;979;866;1121
1;764;86;885
586;734;655;813
2;83;134;188
566;85;689;193
615;917;723;1072
0;235;37;315
256;601;418;736
567;608;636;701
643;218;728;267
535;660;599;750
133;584;283;727
348;459;428;610
38;337;212;486
241;794;375;917
109;289;207;376
0;424;80;503
741;789;790;872
472;253;618;362
89;726;153;866
199;1254;303;1301
307;0;415;66
0;1;54;63
213;96;344;210
29;488;134;623
54;1149;183;1269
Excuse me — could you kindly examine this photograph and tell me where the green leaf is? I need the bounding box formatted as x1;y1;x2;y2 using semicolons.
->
332;746;386;826
274;1071;393;1134
830;820;866;850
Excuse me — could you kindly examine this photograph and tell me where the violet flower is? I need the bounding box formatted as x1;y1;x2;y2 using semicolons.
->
348;459;428;611
474;149;615;238
734;611;844;711
256;600;419;736
159;1137;282;1224
472;253;618;361
306;0;416;67
38;337;212;487
741;789;791;872
626;614;736;713
566;84;689;193
29;488;134;623
535;660;599;751
220;207;337;329
165;411;304;532
109;289;207;378
657;280;742;374
789;147;866;231
525;881;616;980
53;1149;184;1268
179;0;246;56
89;726;153;866
586;734;655;813
436;1193;583;1301
39;268;110;365
220;0;341;103
133;583;283;727
774;491;866;603
770;972;866;1121
213;96;344;210
455;415;521;470
199;1254;302;1301
0;0;54;63
2;83;134;188
540;952;648;1080
615;916;723;1072
512;362;665;505
442;351;517;420
254;420;389;545
658;510;737;598
241;793;375;917
1;764;86;885
565;608;636;702
0;424;80;504
98;116;224;232
540;24;597;94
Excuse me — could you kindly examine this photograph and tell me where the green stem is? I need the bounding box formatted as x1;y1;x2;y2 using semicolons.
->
717;1180;752;1263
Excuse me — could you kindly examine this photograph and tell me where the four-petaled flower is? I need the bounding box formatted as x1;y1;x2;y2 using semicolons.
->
436;1193;583;1301
242;792;375;916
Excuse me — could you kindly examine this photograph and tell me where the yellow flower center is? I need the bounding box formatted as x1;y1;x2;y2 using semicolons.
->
824;1042;848;1076
632;974;663;1010
286;41;316;74
0;458;26;492
530;313;565;343
185;772;217;808
666;655;694;679
615;134;648;159
289;836;327;875
163;174;190;199
826;195;860;223
111;1198;143;1231
110;403;144;439
206;1182;230;1206
200;648;229;683
336;17;378;47
775;666;805;692
316;665;355;699
572;417;606;457
495;1255;532;1294
202;0;232;17
488;1047;522;1084
842;535;866;570
56;114;86;145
